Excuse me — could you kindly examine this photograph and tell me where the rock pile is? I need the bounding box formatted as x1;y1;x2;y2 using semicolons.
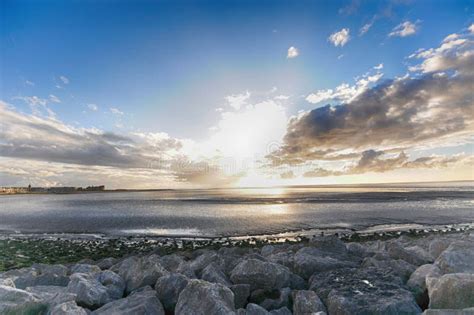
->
1;232;473;314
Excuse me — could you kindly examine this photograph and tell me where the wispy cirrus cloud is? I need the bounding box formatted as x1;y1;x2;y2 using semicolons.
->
389;21;419;37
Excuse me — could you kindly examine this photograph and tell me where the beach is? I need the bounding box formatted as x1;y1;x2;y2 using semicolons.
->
1;226;474;314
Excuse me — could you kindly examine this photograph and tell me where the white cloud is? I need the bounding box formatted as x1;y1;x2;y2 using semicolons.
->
110;107;124;115
88;104;98;111
469;23;474;34
13;96;48;106
59;75;70;84
287;46;299;58
25;80;35;86
328;28;350;47
49;94;61;103
274;95;290;100
389;21;419;37
359;22;373;36
225;91;250;110
338;54;344;60
306;66;384;104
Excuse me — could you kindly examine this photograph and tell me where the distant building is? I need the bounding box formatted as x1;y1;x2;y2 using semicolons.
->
47;187;78;194
84;185;105;191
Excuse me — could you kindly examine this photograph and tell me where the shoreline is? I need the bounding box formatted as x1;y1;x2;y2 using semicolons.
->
1;222;472;272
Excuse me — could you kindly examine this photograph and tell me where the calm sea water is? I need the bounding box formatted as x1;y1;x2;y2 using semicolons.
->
1;182;473;238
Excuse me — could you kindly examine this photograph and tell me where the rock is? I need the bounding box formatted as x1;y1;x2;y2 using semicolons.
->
362;256;416;282
246;303;269;315
346;242;372;257
289;273;306;290
67;273;112;309
50;301;89;315
175;279;236;315
269;306;292;315
386;241;430;266
429;239;452;259
175;262;198;279
427;273;474;309
159;254;186;272
230;259;292;290
267;251;294;269
293;247;357;279
115;255;169;293
155;273;189;312
3;264;69;289
261;245;275;256
97;258;117;270
259;287;291;311
97;270;125;300
0;284;48;314
71;264;102;274
407;246;434;263
408;264;442;307
231;284;251;309
309;267;421;315
189;252;219;276
292;290;327;315
422;308;474;314
201;263;232;286
92;286;165;315
0;278;15;287
310;236;348;254
435;242;474;274
26;285;77;307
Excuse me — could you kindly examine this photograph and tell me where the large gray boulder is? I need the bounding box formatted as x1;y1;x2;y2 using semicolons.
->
159;254;186;272
49;301;89;315
435;242;474;274
259;287;291;311
26;285;77;308
246;303;269;315
201;263;232;286
293;247;357;279
408;264;442;308
97;270;125;300
292;290;327;315
230;259;292;290
0;284;48;314
386;241;431;266
429;239;452;259
188;251;219;276
155;273;189;312
309;267;421;315
97;257;118;270
427;273;474;309
362;256;416;282
175;279;236;315
92;286;165;315
114;255;169;293
231;284;251;309
1;264;69;289
67;273;112;309
422;308;474;314
71;264;102;274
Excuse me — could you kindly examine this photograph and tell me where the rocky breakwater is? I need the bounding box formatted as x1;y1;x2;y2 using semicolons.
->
1;231;473;314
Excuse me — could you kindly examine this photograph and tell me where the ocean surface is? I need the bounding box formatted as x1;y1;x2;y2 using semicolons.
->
1;182;473;238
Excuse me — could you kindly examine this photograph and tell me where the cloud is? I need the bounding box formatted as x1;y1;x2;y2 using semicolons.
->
49;94;61;103
13;96;48;106
269;29;474;168
303;151;473;177
59;75;69;84
280;170;295;179
25;80;35;86
88;104;98;111
469;24;474;34
110;107;124;115
339;0;361;16
328;28;350;47
374;63;384;70
306;66;384;104
225;91;250;110
389;21;419;37
359;21;373;36
287;46;299;58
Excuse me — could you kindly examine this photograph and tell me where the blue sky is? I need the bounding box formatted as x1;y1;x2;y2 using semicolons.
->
1;0;473;188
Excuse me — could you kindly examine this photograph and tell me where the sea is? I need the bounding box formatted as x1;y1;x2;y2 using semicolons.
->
0;181;473;239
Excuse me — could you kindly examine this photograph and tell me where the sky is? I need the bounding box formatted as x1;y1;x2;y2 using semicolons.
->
1;0;473;188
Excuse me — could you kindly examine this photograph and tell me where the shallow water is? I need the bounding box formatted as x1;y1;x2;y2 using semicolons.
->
0;182;473;237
